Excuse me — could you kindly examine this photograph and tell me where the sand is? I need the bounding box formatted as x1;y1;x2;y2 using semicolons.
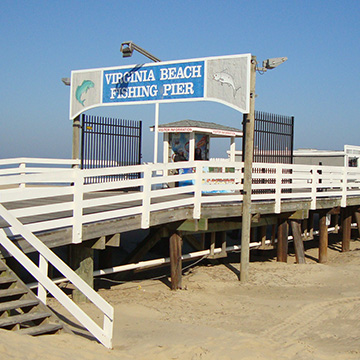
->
2;235;360;359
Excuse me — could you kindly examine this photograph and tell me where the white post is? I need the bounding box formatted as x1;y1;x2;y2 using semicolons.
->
189;132;195;161
154;102;160;164
38;254;48;304
310;166;318;210
341;167;347;208
274;164;282;213
163;133;169;163
72;168;83;243
19;162;26;188
141;166;152;228
193;163;202;219
230;137;236;162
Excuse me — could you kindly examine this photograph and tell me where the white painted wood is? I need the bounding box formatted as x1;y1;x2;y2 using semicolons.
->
274;164;282;213
38;254;48;304
0;157;80;166
10;218;74;236
83;206;143;224
230;137;236;162
9;202;74;218
150;198;195;212
341;169;348;207
193;164;202;219
189;132;195;161
163;132;169;163
2;157;360;239
141;167;151;229
0;205;114;348
72;168;83;243
0;186;74;202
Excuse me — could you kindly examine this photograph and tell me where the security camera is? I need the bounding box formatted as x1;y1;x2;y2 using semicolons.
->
263;57;288;70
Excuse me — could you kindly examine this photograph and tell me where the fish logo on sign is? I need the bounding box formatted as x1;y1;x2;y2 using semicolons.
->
213;70;241;98
75;80;95;106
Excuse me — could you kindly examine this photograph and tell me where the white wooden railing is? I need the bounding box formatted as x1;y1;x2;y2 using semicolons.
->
1;158;360;243
1;157;360;348
0;205;114;348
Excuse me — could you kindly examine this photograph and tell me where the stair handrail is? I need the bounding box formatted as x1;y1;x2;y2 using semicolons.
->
0;203;114;349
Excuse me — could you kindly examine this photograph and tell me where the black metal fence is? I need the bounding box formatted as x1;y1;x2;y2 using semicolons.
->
81;114;142;183
243;111;294;164
243;111;294;194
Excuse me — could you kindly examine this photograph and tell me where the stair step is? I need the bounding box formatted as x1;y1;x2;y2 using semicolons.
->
0;311;51;328
0;287;28;299
0;299;39;313
17;322;63;336
0;276;17;285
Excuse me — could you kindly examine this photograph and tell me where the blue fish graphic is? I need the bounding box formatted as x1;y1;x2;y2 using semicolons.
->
75;80;94;106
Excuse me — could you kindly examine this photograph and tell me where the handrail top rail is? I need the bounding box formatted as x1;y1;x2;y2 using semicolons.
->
0;157;80;166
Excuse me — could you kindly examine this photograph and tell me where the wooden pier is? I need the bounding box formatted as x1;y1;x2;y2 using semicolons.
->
1;157;360;291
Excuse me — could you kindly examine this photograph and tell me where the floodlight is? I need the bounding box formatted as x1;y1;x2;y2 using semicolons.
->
120;41;161;62
61;77;71;86
120;42;134;58
263;57;288;70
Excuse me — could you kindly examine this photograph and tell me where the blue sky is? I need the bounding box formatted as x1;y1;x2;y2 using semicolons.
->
1;0;359;161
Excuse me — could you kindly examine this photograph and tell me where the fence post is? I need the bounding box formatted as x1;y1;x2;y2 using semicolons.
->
38;254;48;304
141;166;151;229
19;162;26;188
341;167;347;208
193;164;202;219
72;168;83;243
274;164;282;213
310;166;318;210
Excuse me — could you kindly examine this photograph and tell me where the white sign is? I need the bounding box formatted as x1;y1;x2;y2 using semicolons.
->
70;53;251;119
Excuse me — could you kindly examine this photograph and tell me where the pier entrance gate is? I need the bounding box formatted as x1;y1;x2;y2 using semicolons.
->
243;110;294;164
81;114;142;183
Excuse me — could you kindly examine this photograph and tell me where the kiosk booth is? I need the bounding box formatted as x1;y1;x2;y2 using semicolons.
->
150;119;243;163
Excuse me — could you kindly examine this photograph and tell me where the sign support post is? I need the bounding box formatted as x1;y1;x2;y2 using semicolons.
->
72;115;81;166
240;56;257;282
154;102;159;163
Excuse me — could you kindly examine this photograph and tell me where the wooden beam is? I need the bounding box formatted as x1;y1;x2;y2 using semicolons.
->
106;233;120;247
355;210;360;239
69;243;93;303
259;225;267;247
183;234;205;251
277;219;288;263
290;220;306;264
328;206;341;215
169;232;182;290
288;209;309;220
90;236;106;250
318;212;328;263
342;207;352;252
308;211;314;240
177;218;208;232
208;231;227;259
120;227;164;266
271;224;276;246
209;232;216;257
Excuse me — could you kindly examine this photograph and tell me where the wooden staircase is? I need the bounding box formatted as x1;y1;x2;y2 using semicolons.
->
0;258;70;336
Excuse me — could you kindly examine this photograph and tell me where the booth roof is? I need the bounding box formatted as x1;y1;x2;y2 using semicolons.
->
151;119;243;137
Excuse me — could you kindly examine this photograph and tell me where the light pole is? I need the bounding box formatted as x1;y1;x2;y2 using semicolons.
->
240;56;288;282
61;78;81;164
120;41;161;164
